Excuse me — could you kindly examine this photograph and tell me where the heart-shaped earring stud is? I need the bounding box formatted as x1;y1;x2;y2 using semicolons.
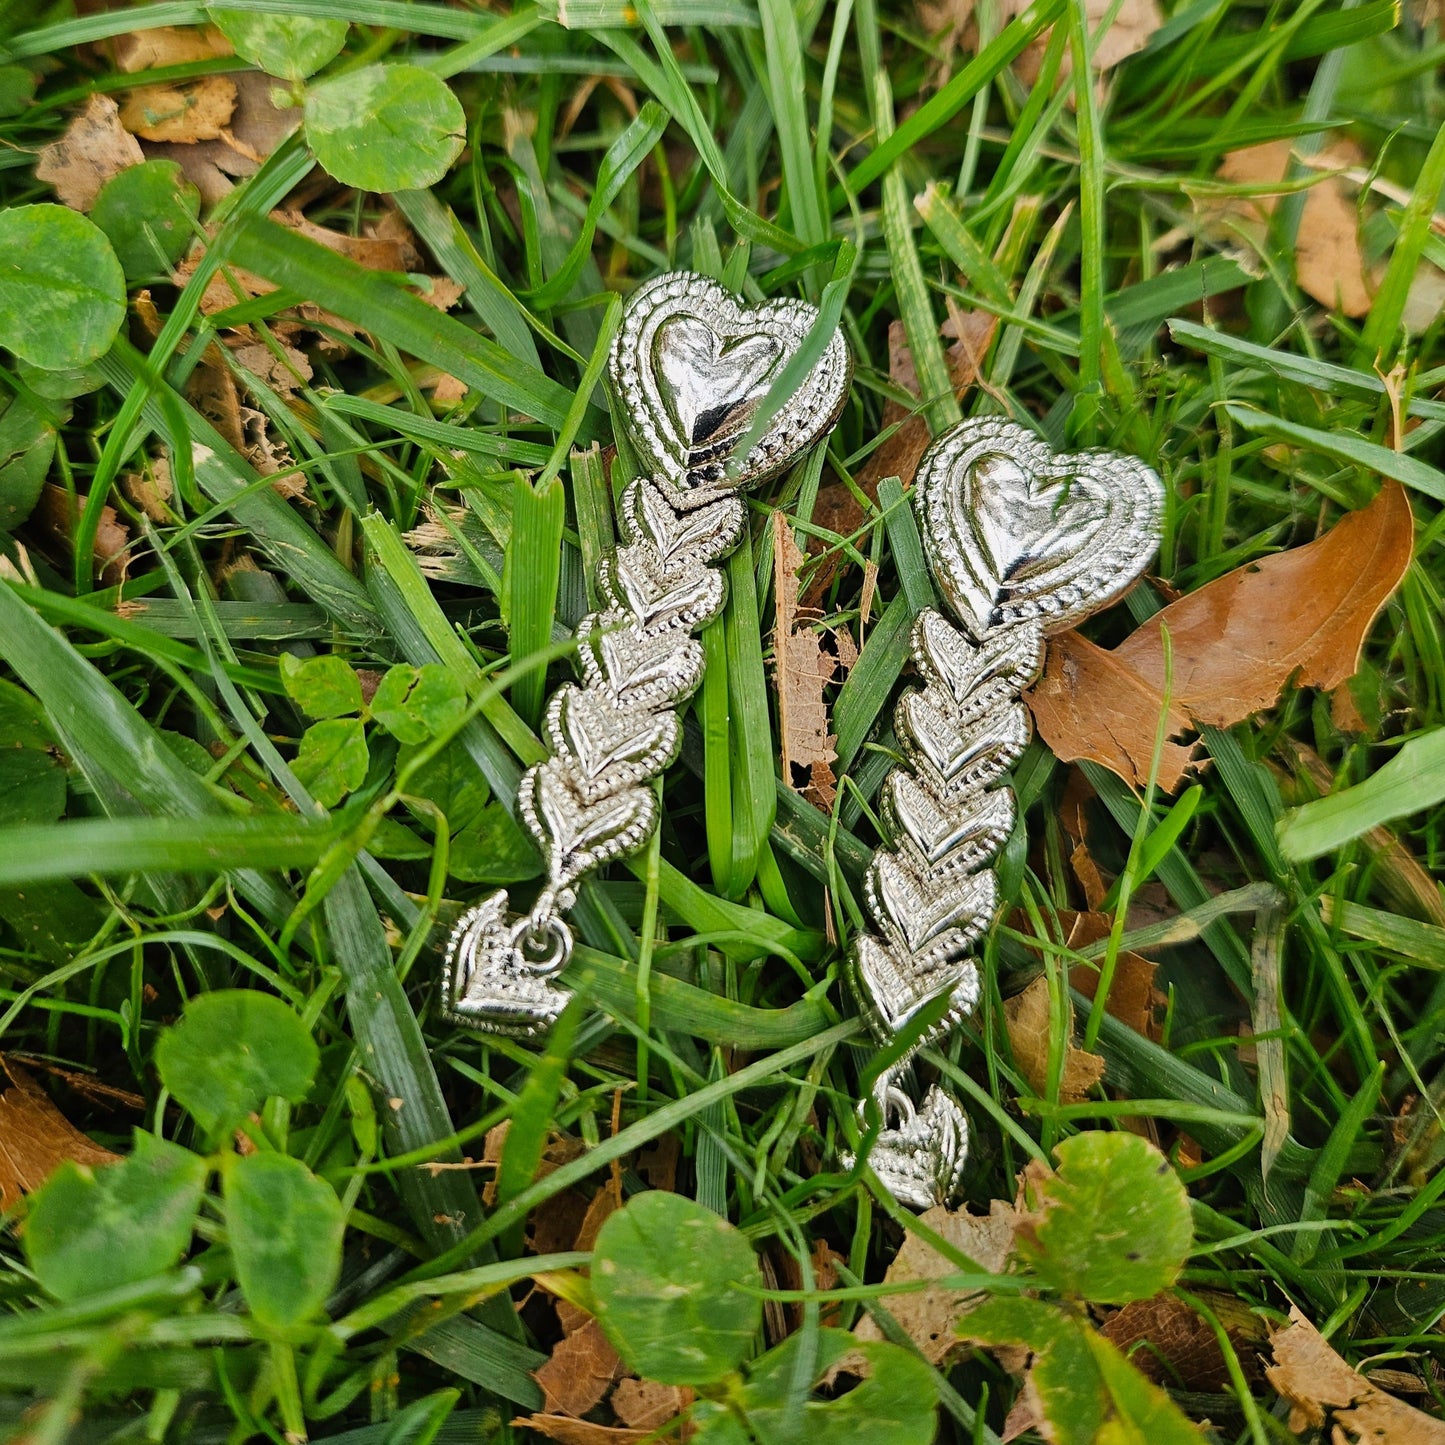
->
847;419;1163;1206
444;273;851;1034
915;418;1164;636
609;272;851;495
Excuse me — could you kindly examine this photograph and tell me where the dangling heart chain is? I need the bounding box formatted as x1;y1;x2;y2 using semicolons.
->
443;272;851;1034
442;270;1163;1217
844;418;1163;1208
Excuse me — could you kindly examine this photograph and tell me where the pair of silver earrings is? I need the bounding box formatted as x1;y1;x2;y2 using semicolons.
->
442;272;1163;1210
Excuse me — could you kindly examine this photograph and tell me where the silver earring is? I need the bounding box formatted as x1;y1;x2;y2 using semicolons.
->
443;273;851;1034
845;418;1165;1208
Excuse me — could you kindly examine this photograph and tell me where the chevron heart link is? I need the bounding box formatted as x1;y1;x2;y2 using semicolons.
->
914;610;1043;723
866;853;997;956
598;544;726;634
520;759;657;887
844;1081;970;1211
619;479;744;573
578;612;705;709
884;772;1015;876
897;689;1031;791
852;934;980;1035
545;684;680;803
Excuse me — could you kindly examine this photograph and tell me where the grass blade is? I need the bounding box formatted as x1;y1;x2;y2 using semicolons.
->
227;216;589;432
1279;728;1445;862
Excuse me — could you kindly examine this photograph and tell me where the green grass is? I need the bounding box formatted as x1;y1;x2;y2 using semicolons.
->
1;0;1444;1441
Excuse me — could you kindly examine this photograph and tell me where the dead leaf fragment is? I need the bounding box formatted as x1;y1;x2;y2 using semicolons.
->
1101;1290;1263;1390
112;25;232;72
1028;482;1413;792
35;94;145;211
1118;481;1413;719
225;71;301;162
1003;975;1105;1103
1215;140;1373;317
1055;911;1162;1041
112;27;240;146
34;484;130;587
123;455;175;523
1266;1306;1445;1442
1026;630;1198;792
925;0;1161;81
773;510;842;809
6;1058;144;1113
0;1059;120;1209
272;207;421;272
853;1201;1022;1365
862;314;995;497
534;1318;623;1418
611;1379;690;1431
1002;0;1164;92
120;76;238;144
919;0;976;69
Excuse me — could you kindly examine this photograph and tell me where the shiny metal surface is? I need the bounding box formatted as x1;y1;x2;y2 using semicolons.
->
444;272;851;1033
845;419;1164;1207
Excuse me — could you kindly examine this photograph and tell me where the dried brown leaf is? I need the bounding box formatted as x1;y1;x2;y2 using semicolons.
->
1028;481;1413;792
229;339;313;395
225;72;301;162
112;25;232;72
120;76;238;144
1215;139;1374;317
860;314;994;495
535;1318;623;1418
853;1201;1022;1365
35;484;130;587
634;1133;679;1192
0;1059;120;1209
1115;480;1413;720
919;0;976;64
272;208;421;272
575;1174;623;1254
773;510;840;809
430;374;470;405
123;455;175;523
1266;1306;1445;1442
1026;631;1198;792
1100;1290;1264;1390
1004;0;1164;92
611;1379;689;1432
1003;975;1105;1103
1053;911;1163;1041
5;1059;144;1113
146;138;253;206
35;94;145;211
189;352;246;451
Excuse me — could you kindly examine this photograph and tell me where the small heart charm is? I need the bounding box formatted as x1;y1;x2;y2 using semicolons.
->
844;1077;971;1210
609;272;852;494
915;419;1164;635
883;771;1014;875
443;891;572;1036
